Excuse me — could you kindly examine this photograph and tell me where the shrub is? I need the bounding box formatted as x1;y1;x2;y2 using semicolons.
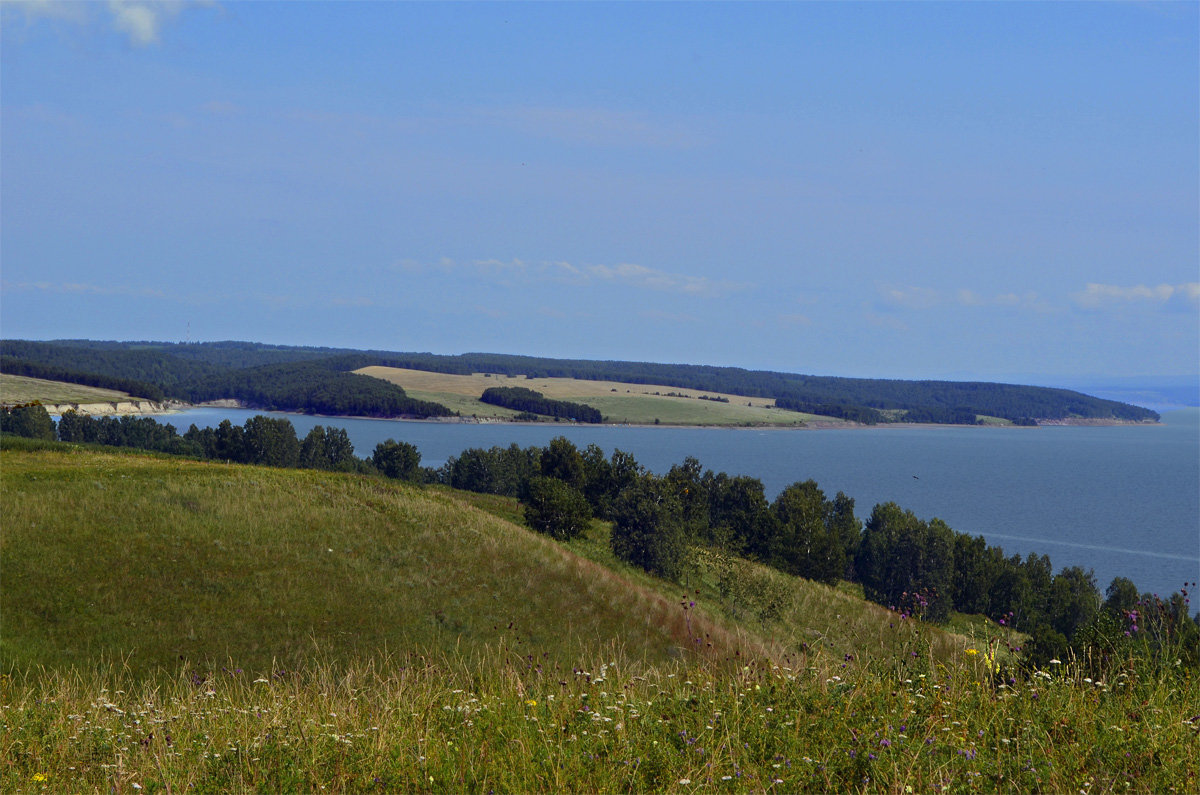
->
610;475;687;580
523;476;592;540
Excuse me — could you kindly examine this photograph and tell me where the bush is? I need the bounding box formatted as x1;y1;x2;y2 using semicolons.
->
610;475;687;580
523;476;592;540
372;439;421;481
0;403;56;441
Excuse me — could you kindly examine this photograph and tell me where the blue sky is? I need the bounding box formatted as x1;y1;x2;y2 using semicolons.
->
2;1;1197;381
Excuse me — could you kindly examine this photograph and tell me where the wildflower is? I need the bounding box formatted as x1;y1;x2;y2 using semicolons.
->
525;699;537;707
32;774;48;782
679;779;692;785
965;648;979;656
1049;659;1061;665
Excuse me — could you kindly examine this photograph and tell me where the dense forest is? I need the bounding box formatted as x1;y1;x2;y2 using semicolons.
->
179;361;454;418
0;341;452;418
0;339;1159;423
0;355;166;402
3;402;1194;672
480;386;603;423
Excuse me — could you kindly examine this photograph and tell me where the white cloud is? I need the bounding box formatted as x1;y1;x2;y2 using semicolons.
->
109;1;166;46
4;0;199;47
878;286;942;311
4;0;88;24
1072;282;1200;311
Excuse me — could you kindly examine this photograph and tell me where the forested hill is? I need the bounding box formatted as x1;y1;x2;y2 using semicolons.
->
0;340;451;419
0;339;1159;423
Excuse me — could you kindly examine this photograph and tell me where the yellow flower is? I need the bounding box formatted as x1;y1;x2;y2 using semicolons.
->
32;774;48;782
965;648;979;656
525;699;537;707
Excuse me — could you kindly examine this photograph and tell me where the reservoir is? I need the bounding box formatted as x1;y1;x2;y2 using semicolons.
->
163;406;1200;601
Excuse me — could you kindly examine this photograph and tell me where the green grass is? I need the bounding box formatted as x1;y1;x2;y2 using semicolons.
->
0;374;133;406
404;388;529;420
3;443;1197;792
3;643;1196;793
1;445;768;677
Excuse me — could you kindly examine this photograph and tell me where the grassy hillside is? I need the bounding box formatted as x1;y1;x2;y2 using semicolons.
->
1;443;969;678
1;445;776;676
0;373;133;406
356;366;819;426
2;443;1195;792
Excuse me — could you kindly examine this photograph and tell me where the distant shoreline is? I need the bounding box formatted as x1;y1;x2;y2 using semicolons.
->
158;400;1161;430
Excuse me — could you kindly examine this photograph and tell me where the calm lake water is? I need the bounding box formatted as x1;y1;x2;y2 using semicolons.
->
163;407;1200;600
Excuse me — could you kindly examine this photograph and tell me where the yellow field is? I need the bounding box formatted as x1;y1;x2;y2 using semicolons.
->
355;366;822;426
0;374;131;406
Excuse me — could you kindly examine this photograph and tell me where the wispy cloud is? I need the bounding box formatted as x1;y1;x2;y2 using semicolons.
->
879;286;942;311
878;285;1048;312
395;257;751;298
4;0;200;47
582;262;744;297
1072;282;1200;312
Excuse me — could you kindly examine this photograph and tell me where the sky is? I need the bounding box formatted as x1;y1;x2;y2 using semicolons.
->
2;1;1197;383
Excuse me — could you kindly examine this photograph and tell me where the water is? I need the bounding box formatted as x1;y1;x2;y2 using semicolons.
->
163;407;1200;599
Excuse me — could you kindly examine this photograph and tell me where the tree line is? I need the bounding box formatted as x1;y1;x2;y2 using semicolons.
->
1;339;1159;424
0;355;166;402
3;402;1192;671
178;361;454;418
479;386;602;423
435;439;1197;667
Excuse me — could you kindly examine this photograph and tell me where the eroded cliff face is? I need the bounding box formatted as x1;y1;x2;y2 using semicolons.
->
39;400;179;416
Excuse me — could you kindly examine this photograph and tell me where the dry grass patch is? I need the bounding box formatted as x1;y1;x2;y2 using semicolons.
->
0;374;131;406
355;367;818;426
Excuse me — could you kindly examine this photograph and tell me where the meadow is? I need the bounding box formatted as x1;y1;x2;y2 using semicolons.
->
2;441;1197;792
354;367;817;426
0;374;132;407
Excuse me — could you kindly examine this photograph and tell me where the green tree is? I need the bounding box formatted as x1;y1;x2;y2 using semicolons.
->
856;502;955;621
0;403;56;441
242;415;300;468
540;436;585;487
56;410;97;443
830;491;862;580
299;426;356;471
213;419;246;462
372;439;422;481
1103;577;1140;615
771;480;844;585
523;476;592;540
1047;566;1100;640
665;456;710;541
610;475;687;580
705;473;776;559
